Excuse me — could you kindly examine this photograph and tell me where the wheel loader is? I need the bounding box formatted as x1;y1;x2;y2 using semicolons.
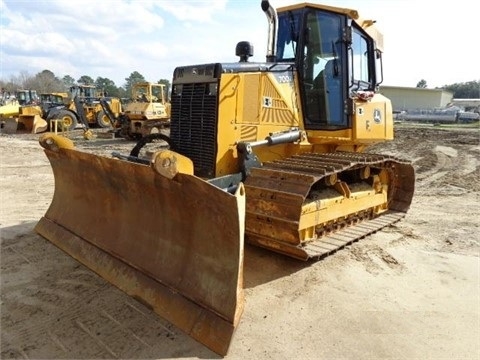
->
35;1;415;356
47;84;122;131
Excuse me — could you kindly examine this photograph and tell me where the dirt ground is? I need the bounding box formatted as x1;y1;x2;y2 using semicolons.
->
1;124;479;359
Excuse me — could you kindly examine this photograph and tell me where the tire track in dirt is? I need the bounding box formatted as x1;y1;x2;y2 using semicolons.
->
414;150;452;190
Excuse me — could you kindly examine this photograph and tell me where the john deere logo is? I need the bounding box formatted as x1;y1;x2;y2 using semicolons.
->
374;109;382;124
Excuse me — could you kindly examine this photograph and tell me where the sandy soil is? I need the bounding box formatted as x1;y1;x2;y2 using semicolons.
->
1;124;479;359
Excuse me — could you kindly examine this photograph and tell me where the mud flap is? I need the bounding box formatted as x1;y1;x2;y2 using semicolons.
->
35;134;246;355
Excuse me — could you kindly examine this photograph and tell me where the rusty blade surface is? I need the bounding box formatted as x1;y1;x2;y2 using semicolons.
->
35;146;245;356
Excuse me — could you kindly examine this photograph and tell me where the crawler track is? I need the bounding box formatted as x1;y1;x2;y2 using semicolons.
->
244;152;415;260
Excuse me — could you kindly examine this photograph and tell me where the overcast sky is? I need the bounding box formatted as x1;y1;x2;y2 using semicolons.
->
0;0;477;89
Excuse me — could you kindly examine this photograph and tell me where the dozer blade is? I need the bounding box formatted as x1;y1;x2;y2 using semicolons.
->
9;115;48;134
35;134;245;356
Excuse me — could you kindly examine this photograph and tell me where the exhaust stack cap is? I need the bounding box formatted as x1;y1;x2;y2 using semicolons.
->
236;41;254;62
261;0;269;12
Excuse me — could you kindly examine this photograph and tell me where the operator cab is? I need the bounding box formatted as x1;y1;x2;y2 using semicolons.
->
275;5;383;130
70;85;97;102
16;90;39;105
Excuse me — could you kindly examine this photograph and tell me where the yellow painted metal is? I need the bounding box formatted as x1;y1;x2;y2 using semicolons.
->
21;115;48;133
122;82;171;137
352;94;394;141
49;119;67;134
213;69;396;178
35;134;245;355
2;113;48;134
0;102;20;118
33;1;415;355
299;187;388;231
152;149;194;179
82;129;94;140
11;105;48;133
39;133;74;150
276;2;384;51
277;2;359;20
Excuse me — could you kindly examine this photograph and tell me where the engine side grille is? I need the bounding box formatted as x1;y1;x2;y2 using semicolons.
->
170;82;218;178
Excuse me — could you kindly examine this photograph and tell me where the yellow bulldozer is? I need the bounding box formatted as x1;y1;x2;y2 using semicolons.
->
0;93;21;117
111;81;171;139
36;1;415;355
0;89;42;132
12;92;69;134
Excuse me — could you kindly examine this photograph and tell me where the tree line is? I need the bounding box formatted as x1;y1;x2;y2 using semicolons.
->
416;79;480;98
0;70;171;100
1;69;478;99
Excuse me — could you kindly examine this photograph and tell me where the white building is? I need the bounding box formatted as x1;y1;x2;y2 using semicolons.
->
379;86;454;112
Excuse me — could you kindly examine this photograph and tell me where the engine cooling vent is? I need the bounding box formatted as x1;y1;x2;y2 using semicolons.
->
170;82;218;178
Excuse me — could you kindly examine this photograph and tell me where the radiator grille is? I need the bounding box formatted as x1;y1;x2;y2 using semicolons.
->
170;82;218;178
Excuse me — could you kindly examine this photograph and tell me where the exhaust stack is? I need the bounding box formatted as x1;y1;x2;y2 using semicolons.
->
261;0;278;62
